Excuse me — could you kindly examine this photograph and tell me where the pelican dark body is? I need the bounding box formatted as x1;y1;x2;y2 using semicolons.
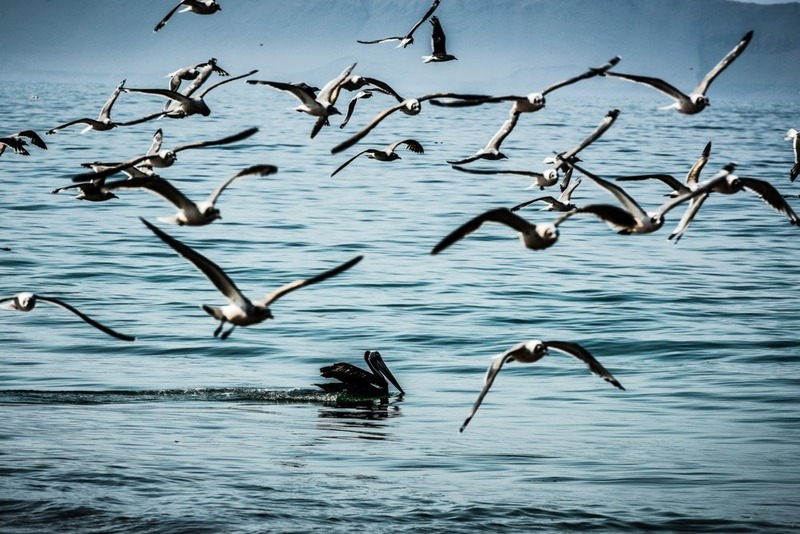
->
317;350;404;397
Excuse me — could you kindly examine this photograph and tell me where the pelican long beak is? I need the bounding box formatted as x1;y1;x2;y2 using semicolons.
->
370;353;405;395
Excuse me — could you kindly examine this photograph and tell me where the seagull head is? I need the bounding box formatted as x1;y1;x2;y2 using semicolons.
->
786;129;798;141
525;92;545;109
3;292;36;312
521;340;548;361
690;94;709;111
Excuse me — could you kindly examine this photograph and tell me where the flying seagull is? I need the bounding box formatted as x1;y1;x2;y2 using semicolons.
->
600;30;753;114
166;57;229;92
615;141;712;197
511;177;583;213
140;218;363;339
422;16;457;63
331;139;424;177
0;130;47;157
0;292;135;341
154;0;221;33
102;164;277;226
317;350;405;396
460;339;625;432
786;129;799;182
357;0;440;48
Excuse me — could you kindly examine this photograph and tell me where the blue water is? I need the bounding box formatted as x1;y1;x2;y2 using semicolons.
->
1;76;800;533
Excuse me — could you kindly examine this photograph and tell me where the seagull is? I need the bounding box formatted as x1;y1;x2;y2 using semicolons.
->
154;0;221;32
247;63;356;138
316;350;405;396
47;80;164;134
51;181;120;202
451;108;620;189
70;127;258;183
446;112;519;165
331;91;490;154
331;139;424;177
139;218;363;339
615;141;712;197
568;162;709;235
102;164;277;226
600;30;753;114
460;339;625;432
511;176;582;213
422;16;457;63
166;58;229;92
429;56;621;114
357;0;440;48
123;70;257;119
0;130;47;157
668;163;800;243
0;292;135;341
338;76;405;128
786;129;799;182
430;204;634;255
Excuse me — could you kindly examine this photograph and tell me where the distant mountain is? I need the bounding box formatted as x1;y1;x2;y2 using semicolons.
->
0;0;797;97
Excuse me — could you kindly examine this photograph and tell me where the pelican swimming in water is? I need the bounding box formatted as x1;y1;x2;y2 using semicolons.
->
600;30;753;114
140;218;363;339
317;350;405;396
460;339;625;432
357;0;440;48
0;292;135;341
154;0;221;33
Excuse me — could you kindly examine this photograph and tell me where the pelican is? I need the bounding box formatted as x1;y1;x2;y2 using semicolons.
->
460;339;625;432
70;127;258;183
786;129;799;182
140;218;363;339
600;31;753;114
47;80;164;134
317;350;405;396
102;164;277;226
357;0;440;48
154;0;221;33
247;63;356;138
123;69;257;119
429;56;621;114
668;163;800;243
422;16;457;63
0;292;135;341
0;130;47;157
331;139;424;177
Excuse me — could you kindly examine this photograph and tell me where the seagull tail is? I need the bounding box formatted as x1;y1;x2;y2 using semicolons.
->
201;304;224;320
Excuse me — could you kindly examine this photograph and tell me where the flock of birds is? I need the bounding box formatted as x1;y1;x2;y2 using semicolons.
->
2;0;799;432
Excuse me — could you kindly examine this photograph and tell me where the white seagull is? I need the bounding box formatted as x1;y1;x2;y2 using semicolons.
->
422;16;457;63
357;0;440;48
668;163;800;243
166;58;229;92
331;139;424;177
47;80;164;134
154;0;221;32
0;292;135;341
615;141;712;197
140;218;363;339
70;127;258;183
786;128;799;182
510;177;582;213
0;130;47;157
247;63;356;138
460;339;625;432
123;70;257;119
600;30;753;114
102;164;277;226
446;112;519;165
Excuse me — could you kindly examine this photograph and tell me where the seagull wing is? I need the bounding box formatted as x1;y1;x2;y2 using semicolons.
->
98;79;126;120
738;177;800;225
389;138;425;154
106;175;195;211
451;165;546;179
17;130;47;149
557;109;619;163
205;164;278;205
331;101;408;154
248;80;318;107
510;196;560;212
172;126;258;154
693;30;753;96
147;128;164;156
198;70;257;98
603;71;689;102
572;164;649;219
555;203;638;231
460;350;515;432
407;0;441;39
544;340;625;390
431;208;533;255
331;150;370;177
124;87;192;106
615;174;689;194
140;217;251;309
340;91;371;128
429;15;448;55
260;255;363;306
668;191;710;243
154;1;183;32
362;77;404;102
542;56;622;95
36;295;135;342
686;141;712;187
318;63;357;107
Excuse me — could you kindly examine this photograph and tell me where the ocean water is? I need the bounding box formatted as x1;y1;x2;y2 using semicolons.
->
1;78;799;533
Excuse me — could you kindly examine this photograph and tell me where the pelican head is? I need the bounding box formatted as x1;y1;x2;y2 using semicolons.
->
364;350;405;395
